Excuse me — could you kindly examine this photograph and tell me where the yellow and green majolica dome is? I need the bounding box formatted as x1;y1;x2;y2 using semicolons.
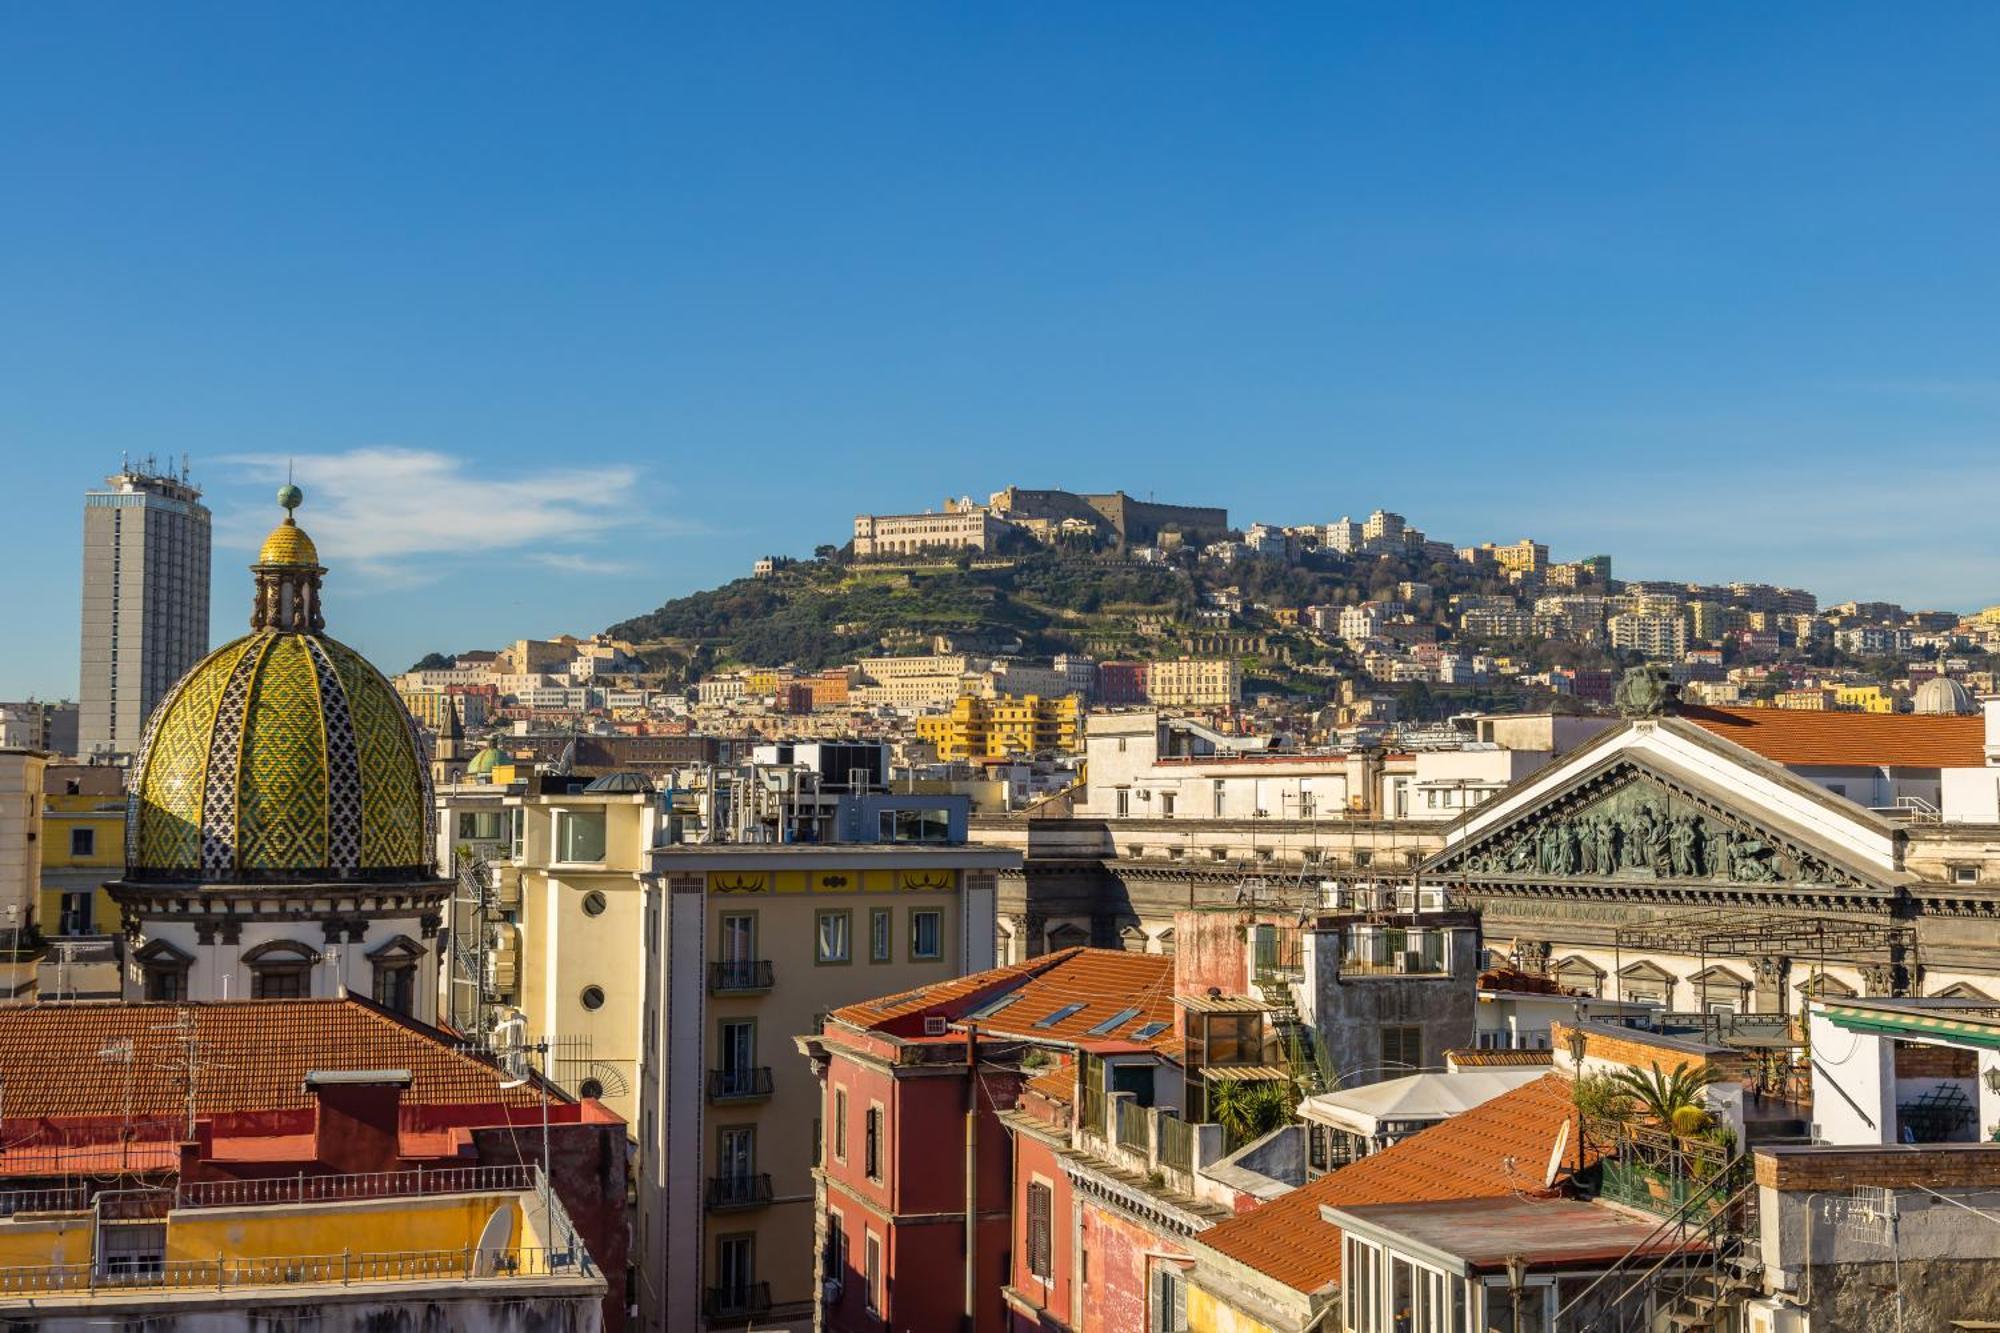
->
126;487;435;882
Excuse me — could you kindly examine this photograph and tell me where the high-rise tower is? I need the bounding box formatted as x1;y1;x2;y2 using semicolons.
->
77;458;211;760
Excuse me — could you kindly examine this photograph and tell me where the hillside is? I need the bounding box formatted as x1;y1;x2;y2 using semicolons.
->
602;547;1569;704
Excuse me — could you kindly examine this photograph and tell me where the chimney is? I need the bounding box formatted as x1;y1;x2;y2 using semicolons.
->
306;1069;413;1174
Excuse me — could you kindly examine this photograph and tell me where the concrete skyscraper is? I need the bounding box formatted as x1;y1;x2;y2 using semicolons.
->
77;459;212;759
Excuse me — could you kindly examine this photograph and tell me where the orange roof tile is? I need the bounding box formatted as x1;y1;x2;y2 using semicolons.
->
830;948;1182;1054
1198;1073;1585;1295
0;998;554;1121
1678;705;1985;770
1024;1059;1076;1105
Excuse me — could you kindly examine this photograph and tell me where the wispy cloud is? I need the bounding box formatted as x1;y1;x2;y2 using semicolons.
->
215;447;653;582
527;551;640;577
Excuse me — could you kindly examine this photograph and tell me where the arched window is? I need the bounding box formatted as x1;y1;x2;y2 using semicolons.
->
241;940;320;999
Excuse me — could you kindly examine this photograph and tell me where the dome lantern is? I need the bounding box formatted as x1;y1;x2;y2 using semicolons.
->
252;485;325;633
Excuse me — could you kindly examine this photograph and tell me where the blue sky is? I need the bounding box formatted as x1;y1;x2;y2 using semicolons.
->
4;5;1998;698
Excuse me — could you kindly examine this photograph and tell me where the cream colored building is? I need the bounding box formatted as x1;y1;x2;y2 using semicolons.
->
0;748;48;996
851;507;1008;558
1146;656;1242;708
635;798;1017;1331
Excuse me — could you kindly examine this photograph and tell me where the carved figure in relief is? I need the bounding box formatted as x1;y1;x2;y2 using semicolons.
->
1557;820;1580;875
1506;837;1534;872
1727;829;1777;882
1644;805;1671;875
1594;816;1619;875
1669;813;1701;877
1704;821;1729;879
1537;821;1563;874
1576;816;1600;875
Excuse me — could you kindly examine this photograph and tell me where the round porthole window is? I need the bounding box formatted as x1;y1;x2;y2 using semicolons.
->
580;985;606;1011
579;1078;605;1100
582;890;608;917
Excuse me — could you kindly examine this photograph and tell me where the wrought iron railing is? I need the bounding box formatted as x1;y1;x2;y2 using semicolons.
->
705;1280;772;1318
708;959;776;993
705;1173;773;1210
708;1067;775;1101
1597;1123;1734;1218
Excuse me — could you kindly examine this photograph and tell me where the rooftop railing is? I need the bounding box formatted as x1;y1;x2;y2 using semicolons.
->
0;1245;590;1297
0;1186;89;1217
175;1164;535;1210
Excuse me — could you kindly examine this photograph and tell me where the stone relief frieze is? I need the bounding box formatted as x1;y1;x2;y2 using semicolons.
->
1440;765;1857;889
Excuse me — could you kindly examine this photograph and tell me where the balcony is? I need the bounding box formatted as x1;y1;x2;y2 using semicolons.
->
707;1067;774;1103
705;1281;772;1319
705;1173;773;1211
708;959;775;995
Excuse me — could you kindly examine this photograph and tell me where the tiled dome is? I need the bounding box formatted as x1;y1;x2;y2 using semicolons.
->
125;490;434;882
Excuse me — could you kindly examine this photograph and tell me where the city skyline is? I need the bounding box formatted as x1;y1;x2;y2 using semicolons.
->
5;6;1999;696
0;450;1990;700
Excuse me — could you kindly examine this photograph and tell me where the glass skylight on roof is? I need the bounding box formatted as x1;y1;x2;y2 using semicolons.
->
1085;1006;1142;1036
1032;1002;1087;1029
1132;1021;1170;1040
968;990;1024;1020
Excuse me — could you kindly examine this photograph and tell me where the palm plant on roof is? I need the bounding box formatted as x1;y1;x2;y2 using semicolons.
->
1607;1061;1723;1137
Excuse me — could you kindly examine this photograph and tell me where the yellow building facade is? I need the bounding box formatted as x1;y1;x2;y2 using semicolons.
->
915;693;1081;760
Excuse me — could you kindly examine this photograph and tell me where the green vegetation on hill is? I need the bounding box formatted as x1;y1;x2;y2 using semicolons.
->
608;553;1196;671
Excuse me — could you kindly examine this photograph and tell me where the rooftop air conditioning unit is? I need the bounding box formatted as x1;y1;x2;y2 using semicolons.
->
923;1016;948;1037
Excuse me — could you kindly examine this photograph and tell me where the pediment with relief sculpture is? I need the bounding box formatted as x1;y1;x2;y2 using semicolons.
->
1428;759;1872;892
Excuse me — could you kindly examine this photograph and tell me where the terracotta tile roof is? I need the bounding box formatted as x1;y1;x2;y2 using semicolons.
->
0;998;553;1120
1677;705;1985;770
831;948;1182;1054
1024;1058;1076;1105
1197;1073;1586;1295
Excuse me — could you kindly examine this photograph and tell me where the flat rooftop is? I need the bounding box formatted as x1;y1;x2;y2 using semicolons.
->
1322;1196;1696;1273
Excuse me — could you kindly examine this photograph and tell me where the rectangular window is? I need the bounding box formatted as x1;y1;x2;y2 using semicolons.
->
910;909;942;961
555;810;607;862
1212;779;1225;817
817;911;852;964
879;807;952;842
1026;1181;1053;1278
717;1234;754;1308
824;1210;847;1291
865;1233;883;1313
1115;788;1131;816
720;1019;755;1075
1153;1264;1188;1333
833;1088;848;1162
58;892;94;936
1204;1013;1261;1065
865;1105;883;1181
1381;1025;1422;1071
1158;792;1175;818
870;908;891;963
69;827;95;857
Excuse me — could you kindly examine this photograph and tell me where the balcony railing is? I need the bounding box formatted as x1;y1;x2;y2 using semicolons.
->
0;1186;89;1217
0;1246;587;1297
705;1281;772;1319
175;1165;535;1210
705;1173;773;1211
708;959;776;994
708;1067;774;1102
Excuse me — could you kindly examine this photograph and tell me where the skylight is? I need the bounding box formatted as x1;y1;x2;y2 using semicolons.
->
968;990;1024;1020
1032;1002;1087;1029
1085;1006;1142;1036
1132;1022;1170;1040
